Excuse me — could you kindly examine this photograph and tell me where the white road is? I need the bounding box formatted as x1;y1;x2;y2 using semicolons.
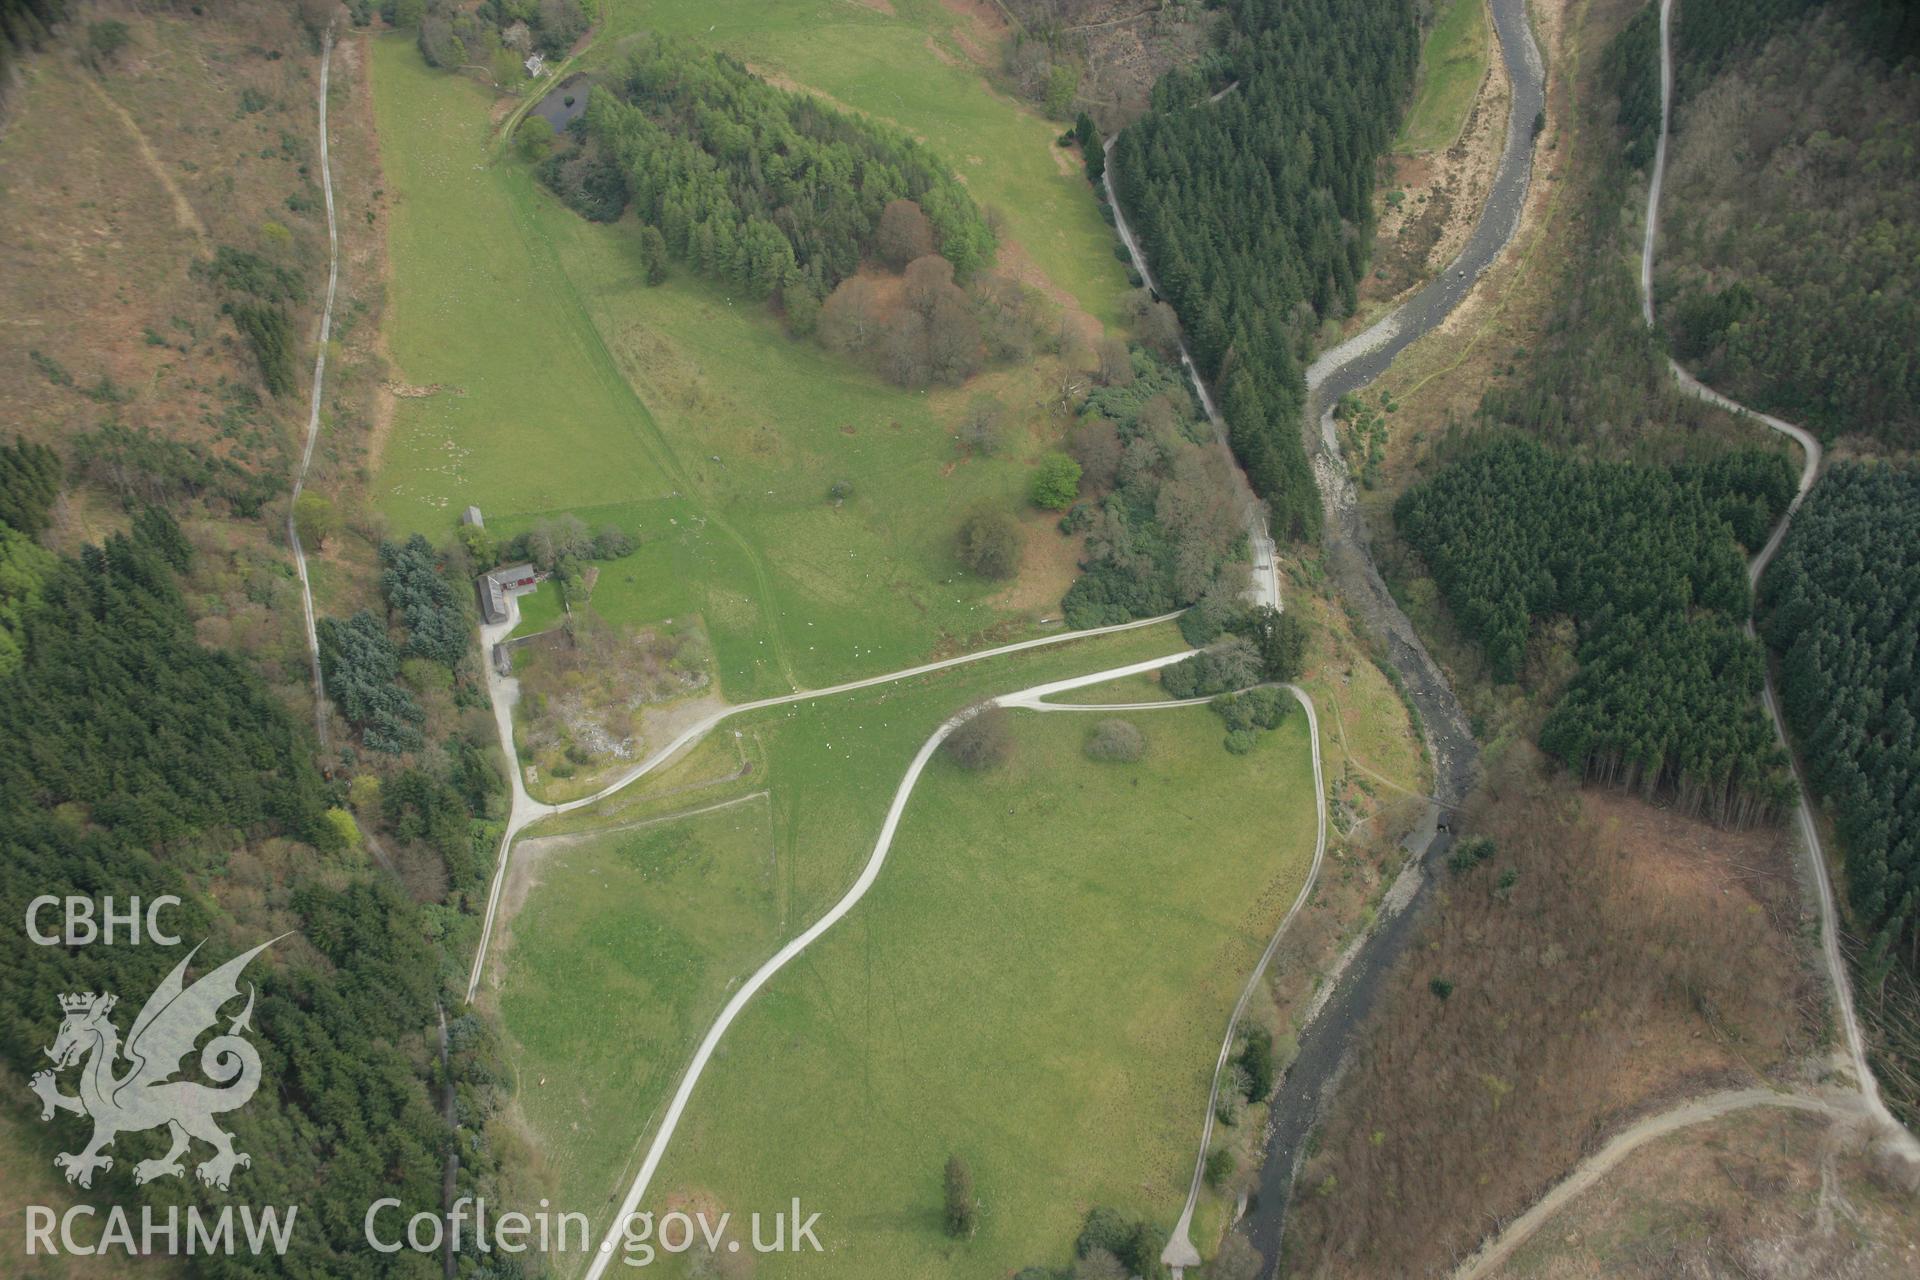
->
289;27;341;749
1153;683;1327;1270
464;611;1187;1001
577;655;1330;1280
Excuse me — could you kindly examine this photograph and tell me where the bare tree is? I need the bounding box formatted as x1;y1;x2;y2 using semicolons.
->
819;277;885;352
875;199;934;270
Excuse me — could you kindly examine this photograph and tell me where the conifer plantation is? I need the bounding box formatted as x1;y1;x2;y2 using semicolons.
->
1394;436;1796;825
1112;0;1419;541
0;448;506;1271
548;36;995;318
1760;464;1920;981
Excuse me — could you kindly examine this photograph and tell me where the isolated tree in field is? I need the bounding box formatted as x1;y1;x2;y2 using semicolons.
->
293;491;338;550
956;508;1021;580
1030;453;1082;510
1084;719;1145;763
943;1154;977;1238
959;394;1006;456
1204;1147;1236;1190
945;705;1013;771
876;198;935;269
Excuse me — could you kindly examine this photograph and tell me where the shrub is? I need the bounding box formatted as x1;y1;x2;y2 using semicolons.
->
1429;977;1454;1000
1084;719;1145;763
956;508;1021;580
1204;1147;1236;1189
1223;728;1258;755
85;20;132;69
943;1155;976;1238
945;705;1012;771
1237;1025;1274;1100
1446;836;1496;874
1029;452;1083;511
592;524;636;558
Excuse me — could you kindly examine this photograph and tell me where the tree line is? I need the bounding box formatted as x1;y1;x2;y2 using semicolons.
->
1111;0;1420;542
1759;463;1920;983
1395;434;1796;825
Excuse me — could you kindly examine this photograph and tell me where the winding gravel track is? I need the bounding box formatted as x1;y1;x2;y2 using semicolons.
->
1151;685;1327;1270
463;611;1186;1001
578;656;1332;1280
290;27;341;749
1639;0;1911;1151
1451;1088;1844;1280
1432;8;1920;1275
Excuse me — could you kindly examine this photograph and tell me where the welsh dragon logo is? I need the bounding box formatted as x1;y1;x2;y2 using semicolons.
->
29;937;280;1191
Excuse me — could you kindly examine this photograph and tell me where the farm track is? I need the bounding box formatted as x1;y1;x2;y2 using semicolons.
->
462;609;1190;1002
575;656;1330;1280
290;27;341;749
1440;2;1920;1272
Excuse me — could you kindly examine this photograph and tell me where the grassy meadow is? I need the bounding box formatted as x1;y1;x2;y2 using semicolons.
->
1397;0;1491;152
634;707;1319;1279
496;623;1246;1236
372;18;1132;697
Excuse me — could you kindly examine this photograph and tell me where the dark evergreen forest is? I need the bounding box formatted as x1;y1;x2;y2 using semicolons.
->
1759;464;1920;981
550;37;994;318
1111;0;1419;542
0;454;507;1274
1395;435;1796;824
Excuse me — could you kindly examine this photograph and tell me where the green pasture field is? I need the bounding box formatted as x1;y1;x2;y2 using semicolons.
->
630;706;1319;1279
370;38;675;536
497;622;1217;1227
500;795;785;1220
373;29;1127;698
1397;0;1491;153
